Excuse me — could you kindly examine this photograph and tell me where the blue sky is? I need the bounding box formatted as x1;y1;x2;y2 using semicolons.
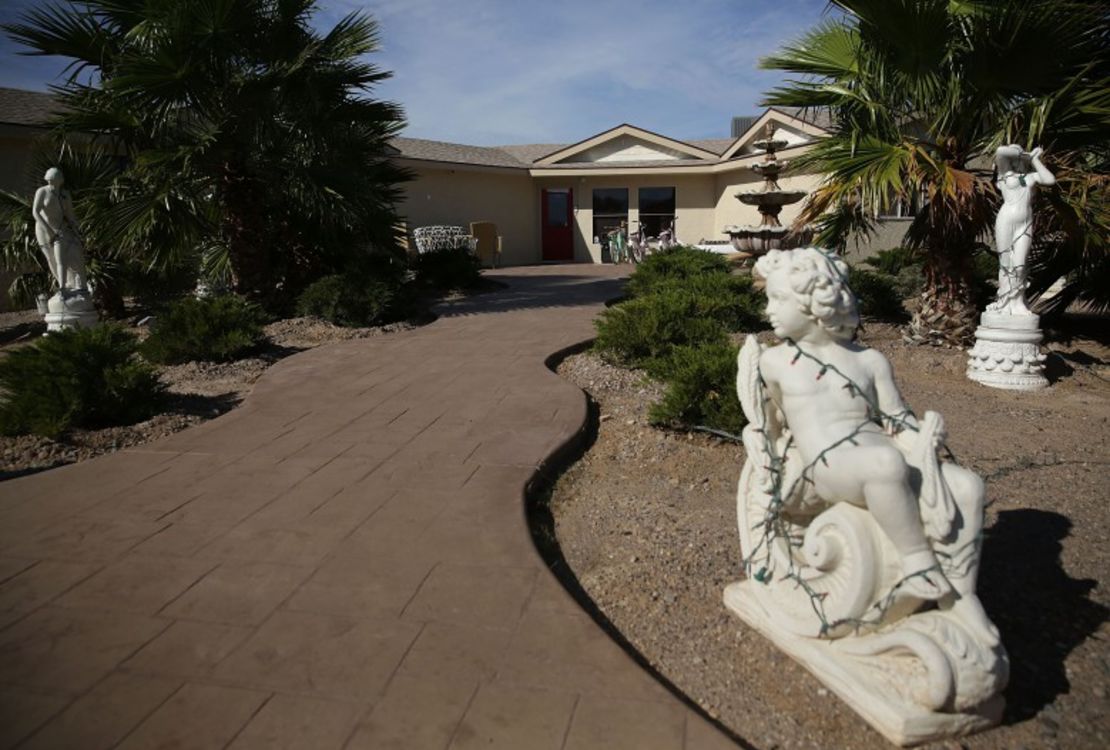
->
0;0;832;145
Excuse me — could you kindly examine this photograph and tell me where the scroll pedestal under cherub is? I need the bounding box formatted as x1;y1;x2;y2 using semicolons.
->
725;248;1008;747
967;145;1055;390
33;168;98;332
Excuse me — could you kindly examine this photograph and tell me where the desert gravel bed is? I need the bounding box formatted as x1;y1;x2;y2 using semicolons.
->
550;323;1109;750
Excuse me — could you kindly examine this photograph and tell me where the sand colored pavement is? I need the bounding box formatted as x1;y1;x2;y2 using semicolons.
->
0;266;743;750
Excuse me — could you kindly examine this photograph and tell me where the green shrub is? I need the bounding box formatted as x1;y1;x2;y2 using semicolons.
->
849;268;908;321
626;246;731;297
863;247;919;276
648;273;765;332
648;343;746;434
413;248;481;290
595;274;764;372
596;269;765;372
296;274;415;327
0;324;165;438
863;248;923;298
595;291;726;372
142;295;268;364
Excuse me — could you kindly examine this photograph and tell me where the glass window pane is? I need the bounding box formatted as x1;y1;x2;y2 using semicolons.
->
593;216;625;241
639;187;675;215
593;188;628;214
639;214;675;238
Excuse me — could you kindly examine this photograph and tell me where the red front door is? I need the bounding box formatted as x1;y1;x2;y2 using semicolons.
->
541;188;574;261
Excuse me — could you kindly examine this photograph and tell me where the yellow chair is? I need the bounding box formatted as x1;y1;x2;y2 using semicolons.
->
469;221;501;268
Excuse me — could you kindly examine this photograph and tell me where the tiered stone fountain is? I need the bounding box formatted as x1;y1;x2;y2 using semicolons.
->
724;124;811;255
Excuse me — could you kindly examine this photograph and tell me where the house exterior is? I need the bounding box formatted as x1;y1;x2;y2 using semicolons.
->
0;87;907;283
0;87;61;195
389;107;849;266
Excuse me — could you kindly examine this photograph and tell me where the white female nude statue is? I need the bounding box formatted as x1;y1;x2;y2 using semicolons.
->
989;145;1055;315
32;168;88;295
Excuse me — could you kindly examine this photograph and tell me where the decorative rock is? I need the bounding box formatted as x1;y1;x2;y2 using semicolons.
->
726;248;1008;747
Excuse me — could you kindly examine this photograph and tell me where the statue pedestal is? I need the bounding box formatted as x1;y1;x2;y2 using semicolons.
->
966;311;1047;390
44;291;98;332
725;581;1004;747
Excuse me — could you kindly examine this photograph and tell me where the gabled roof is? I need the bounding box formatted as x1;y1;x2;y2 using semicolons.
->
495;143;565;164
0;86;61;127
389;137;527;169
533;124;721;166
720;107;832;160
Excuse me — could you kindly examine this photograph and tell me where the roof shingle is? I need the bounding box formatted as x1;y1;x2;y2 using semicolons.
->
389;137;527;168
0;87;61;127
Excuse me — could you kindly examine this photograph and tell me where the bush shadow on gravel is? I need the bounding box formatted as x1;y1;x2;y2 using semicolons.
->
977;509;1107;724
0;319;45;347
163;391;242;419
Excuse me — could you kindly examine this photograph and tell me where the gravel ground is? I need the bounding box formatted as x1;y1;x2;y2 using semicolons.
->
550;322;1110;750
0;313;412;478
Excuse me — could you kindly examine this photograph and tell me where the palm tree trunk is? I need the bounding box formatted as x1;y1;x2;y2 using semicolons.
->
905;249;979;347
221;166;271;302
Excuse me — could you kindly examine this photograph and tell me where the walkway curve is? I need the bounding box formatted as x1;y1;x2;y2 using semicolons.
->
0;266;740;750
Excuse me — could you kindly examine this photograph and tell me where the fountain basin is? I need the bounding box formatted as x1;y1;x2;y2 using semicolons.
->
735;190;806;207
751;161;789;175
752;138;789;152
723;225;814;255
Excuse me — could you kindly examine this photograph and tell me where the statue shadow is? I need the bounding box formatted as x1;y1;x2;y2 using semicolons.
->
1045;348;1108;384
977;508;1107;723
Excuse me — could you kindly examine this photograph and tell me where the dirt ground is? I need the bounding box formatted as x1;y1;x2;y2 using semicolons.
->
550;321;1110;750
0;310;411;479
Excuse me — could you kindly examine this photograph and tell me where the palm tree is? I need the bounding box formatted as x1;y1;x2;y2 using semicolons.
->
761;0;1108;345
4;0;411;307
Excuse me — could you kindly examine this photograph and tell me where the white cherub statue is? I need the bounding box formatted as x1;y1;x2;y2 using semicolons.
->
724;248;1008;746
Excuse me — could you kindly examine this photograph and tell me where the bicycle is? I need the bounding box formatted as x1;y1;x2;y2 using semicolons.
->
606;223;630;264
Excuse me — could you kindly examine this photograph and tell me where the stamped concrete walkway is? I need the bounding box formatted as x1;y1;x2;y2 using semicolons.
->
0;266;741;750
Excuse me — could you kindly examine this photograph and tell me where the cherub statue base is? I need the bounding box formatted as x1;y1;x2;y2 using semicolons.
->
725;578;1004;747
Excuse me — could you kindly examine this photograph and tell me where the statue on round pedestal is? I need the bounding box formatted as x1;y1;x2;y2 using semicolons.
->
724;248;1008;746
967;146;1055;389
32;168;98;331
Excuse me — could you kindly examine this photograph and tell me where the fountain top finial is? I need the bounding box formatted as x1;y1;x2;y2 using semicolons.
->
753;122;789;155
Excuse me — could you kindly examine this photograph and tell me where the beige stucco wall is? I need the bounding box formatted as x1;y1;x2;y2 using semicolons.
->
713;162;826;234
846;219;913;262
397;164;537;266
396;141;874;267
533;173;719;263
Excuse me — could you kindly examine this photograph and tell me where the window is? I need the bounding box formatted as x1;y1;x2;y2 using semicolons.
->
592;188;628;243
638;187;675;237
